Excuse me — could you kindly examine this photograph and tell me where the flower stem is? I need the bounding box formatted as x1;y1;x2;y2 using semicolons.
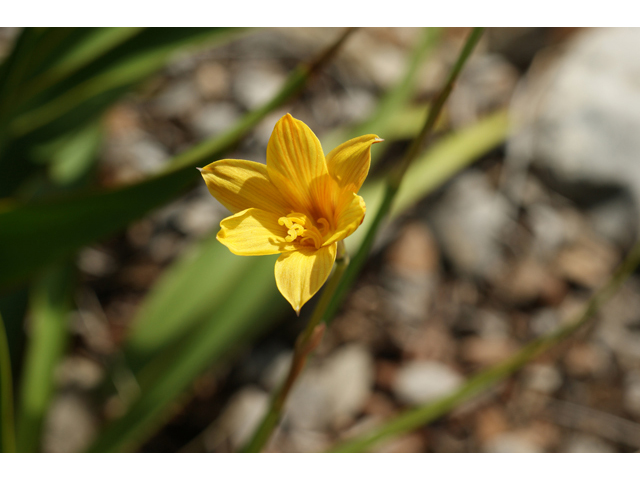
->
241;241;349;453
0;312;16;453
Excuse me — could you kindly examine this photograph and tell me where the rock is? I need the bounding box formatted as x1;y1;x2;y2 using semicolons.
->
153;79;200;117
55;356;104;390
403;323;457;364
43;392;97;453
623;371;640;418
195;61;230;99
428;171;512;280
483;431;542;453
190;102;242;140
174;197;225;238
448;54;519;126
233;64;287;110
373;432;427;453
587;193;638;249
563;342;612;378
392;361;464;406
553;237;619;289
474;407;510;445
77;247;117;277
203;386;269;452
127;137;171;174
527;203;569;260
496;257;566;306
460;337;520;367
595;280;640;367
382;222;439;324
530;308;561;336
522;363;563;394
507;28;640;239
259;350;293;392
283;344;374;431
565;434;615;453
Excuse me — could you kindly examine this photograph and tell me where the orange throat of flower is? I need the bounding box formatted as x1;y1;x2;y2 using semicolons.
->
277;212;332;250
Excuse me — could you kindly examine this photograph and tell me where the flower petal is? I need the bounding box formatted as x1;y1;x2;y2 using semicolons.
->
275;243;337;314
266;114;331;218
200;159;290;215
217;208;296;256
322;192;366;246
326;134;383;194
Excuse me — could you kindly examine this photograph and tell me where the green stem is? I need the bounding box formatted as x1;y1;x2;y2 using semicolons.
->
330;239;640;452
0;312;16;453
324;27;485;326
241;241;350;453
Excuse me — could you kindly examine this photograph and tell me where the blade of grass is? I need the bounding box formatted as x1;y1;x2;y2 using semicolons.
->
0;312;16;453
0;28;358;291
16;263;74;453
330;240;640;452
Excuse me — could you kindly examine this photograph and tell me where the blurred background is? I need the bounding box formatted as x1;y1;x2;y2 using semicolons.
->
1;27;640;453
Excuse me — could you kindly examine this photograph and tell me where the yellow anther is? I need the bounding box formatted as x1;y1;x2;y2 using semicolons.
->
277;212;327;249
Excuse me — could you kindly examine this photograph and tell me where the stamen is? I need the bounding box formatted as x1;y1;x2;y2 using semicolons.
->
277;212;328;250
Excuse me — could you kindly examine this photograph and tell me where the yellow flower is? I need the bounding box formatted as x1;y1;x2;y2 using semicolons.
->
200;114;382;314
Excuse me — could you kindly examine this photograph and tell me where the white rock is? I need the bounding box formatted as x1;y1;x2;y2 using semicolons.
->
43;392;97;453
393;360;464;406
522;364;563;394
428;171;512;280
190;102;241;139
566;434;615;453
624;371;640;418
508;28;640;241
205;386;269;452
483;432;542;453
233;65;287;110
283;344;374;431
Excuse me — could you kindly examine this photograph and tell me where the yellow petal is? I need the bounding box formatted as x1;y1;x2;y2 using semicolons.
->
326;134;383;194
322;192;366;246
275;243;337;314
266;114;331;218
217;208;296;256
200;159;290;215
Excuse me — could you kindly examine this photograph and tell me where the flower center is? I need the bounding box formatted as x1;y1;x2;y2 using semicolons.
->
278;212;330;249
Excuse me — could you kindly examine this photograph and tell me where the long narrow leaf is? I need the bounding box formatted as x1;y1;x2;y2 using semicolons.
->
16;263;74;453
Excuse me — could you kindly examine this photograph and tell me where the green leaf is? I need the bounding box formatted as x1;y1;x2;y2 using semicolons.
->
16;263;75;453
